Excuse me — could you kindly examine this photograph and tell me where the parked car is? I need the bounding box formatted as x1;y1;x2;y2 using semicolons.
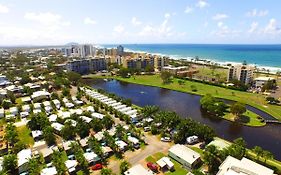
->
91;164;103;170
144;126;151;132
147;162;158;172
186;135;199;144
199;142;206;149
160;137;171;142
136;122;143;128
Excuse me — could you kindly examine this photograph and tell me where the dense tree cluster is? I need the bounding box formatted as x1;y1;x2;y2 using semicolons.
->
203;138;246;173
262;80;276;92
200;94;227;116
28;113;56;145
142;105;216;143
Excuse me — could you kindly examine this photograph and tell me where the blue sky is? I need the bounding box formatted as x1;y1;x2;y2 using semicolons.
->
0;0;280;45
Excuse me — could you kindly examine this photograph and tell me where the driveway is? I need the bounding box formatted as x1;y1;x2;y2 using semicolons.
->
106;133;172;174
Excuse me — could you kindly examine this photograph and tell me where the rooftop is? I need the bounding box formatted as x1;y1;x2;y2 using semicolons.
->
124;164;153;175
217;156;274;175
17;149;32;167
169;144;200;164
41;166;57;175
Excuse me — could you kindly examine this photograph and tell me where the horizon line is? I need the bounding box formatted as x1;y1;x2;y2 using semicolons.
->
1;43;281;48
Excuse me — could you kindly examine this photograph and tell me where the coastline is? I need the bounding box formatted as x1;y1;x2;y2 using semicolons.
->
125;47;281;73
103;44;281;73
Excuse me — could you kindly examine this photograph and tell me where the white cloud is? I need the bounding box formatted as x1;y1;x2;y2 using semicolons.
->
165;13;171;19
196;0;209;9
246;9;268;17
113;24;125;33
84;17;97;25
131;17;142;26
0;4;9;13
217;22;224;28
263;18;281;35
213;21;240;37
138;13;177;39
0;24;74;45
184;6;193;14
24;12;70;27
248;22;259;33
212;13;228;20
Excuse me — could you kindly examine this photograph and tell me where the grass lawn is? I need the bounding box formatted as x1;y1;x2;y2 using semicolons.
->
196;67;227;81
223;109;265;127
16;125;34;146
92;74;281;121
247;151;281;172
145;152;188;175
188;146;204;157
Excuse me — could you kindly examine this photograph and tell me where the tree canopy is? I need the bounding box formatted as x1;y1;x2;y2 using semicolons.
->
160;71;172;84
230;102;246;120
200;94;227;116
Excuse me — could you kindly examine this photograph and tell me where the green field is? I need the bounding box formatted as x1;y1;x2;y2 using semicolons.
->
196;66;228;82
223;109;265;127
16;125;34;146
91;74;281;121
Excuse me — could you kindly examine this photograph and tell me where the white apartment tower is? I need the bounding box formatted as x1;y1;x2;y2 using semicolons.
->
67;44;95;58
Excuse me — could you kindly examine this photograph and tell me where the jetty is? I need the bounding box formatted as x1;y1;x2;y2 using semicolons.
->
265;120;281;124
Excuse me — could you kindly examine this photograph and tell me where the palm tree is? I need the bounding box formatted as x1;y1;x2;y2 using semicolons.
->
252;146;263;161
120;161;130;175
203;145;221;173
88;137;103;158
104;131;118;153
4;123;19;149
115;124;125;139
52;151;67;175
141;105;159;118
262;150;273;163
101;168;112;175
28;157;42;175
102;115;114;130
70;142;89;171
2;154;17;174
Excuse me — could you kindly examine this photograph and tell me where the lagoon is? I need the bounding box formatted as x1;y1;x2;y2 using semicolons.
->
85;78;281;160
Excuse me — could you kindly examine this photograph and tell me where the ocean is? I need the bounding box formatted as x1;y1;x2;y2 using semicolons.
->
102;44;281;72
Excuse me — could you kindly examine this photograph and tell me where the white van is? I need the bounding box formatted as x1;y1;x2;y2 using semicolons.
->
186;135;199;144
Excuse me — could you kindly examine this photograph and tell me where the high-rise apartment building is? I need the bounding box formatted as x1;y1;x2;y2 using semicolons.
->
117;45;124;55
66;57;106;74
227;65;254;85
64;44;95;58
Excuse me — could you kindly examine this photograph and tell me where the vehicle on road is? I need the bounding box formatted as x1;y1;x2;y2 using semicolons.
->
160;137;171;142
144;126;151;132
